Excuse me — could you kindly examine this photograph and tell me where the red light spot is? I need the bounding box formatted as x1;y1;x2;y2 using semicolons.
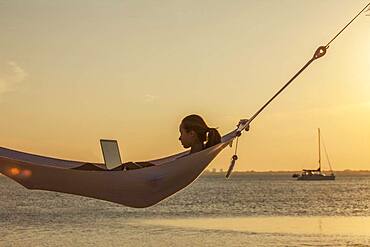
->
22;170;32;177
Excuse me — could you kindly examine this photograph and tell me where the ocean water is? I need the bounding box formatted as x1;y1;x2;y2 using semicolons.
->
0;172;369;246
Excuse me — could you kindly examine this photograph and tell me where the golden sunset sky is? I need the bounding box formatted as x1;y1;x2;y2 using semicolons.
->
1;0;369;171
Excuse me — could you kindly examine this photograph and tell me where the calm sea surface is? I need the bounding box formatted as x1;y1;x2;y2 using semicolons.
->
1;172;369;246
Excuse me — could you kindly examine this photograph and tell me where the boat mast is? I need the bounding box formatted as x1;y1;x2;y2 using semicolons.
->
318;128;321;171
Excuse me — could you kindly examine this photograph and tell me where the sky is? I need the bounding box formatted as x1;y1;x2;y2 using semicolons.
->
0;0;369;171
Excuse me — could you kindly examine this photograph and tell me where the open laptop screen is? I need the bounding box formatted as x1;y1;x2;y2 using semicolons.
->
100;139;122;170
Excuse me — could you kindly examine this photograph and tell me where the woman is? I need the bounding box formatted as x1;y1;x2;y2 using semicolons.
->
119;114;221;168
74;114;221;171
126;114;221;167
179;114;221;154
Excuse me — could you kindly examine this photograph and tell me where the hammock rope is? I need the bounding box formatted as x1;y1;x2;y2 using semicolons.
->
226;2;370;177
245;1;369;128
326;2;370;48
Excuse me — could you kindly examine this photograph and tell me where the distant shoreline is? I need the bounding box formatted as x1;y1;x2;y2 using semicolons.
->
202;170;370;175
1;170;369;178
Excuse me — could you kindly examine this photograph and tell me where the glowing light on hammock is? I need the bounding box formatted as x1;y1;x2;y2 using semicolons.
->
10;167;20;176
8;167;32;177
22;169;32;177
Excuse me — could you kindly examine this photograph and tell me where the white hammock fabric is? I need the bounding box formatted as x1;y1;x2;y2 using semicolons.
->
0;126;243;208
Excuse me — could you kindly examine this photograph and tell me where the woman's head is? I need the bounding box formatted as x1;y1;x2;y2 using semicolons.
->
179;114;221;150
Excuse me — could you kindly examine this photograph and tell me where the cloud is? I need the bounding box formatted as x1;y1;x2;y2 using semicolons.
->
144;94;159;103
0;61;28;95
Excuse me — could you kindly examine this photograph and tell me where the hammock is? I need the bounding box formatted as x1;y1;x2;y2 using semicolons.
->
0;3;368;208
0;124;246;208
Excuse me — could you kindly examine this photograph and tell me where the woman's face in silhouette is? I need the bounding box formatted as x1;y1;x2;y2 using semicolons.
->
179;124;196;148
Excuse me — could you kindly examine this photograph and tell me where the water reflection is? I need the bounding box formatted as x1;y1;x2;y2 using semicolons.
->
142;216;370;236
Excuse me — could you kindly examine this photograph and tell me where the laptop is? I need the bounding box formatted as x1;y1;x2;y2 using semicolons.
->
100;139;123;170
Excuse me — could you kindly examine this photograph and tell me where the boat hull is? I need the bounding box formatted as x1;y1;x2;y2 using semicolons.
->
297;174;335;181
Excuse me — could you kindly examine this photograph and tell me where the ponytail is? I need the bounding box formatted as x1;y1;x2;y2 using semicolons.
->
205;128;221;148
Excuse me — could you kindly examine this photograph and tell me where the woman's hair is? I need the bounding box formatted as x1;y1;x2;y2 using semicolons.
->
181;114;221;149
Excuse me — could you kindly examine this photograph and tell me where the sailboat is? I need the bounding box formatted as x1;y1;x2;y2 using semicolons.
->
295;128;335;181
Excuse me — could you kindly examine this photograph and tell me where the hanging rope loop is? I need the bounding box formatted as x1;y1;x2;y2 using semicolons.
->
226;133;241;178
312;46;327;60
226;153;238;178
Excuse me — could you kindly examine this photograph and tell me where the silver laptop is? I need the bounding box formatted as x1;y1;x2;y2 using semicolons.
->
100;139;122;170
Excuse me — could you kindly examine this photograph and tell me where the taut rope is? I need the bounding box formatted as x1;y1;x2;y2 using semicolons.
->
226;2;370;178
